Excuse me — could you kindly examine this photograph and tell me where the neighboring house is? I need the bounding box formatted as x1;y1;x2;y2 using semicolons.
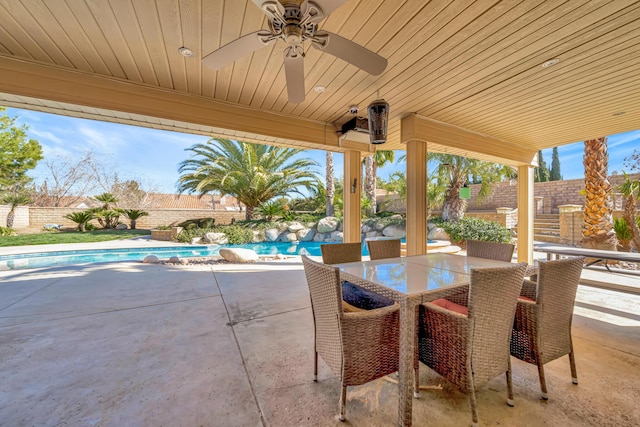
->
139;193;243;211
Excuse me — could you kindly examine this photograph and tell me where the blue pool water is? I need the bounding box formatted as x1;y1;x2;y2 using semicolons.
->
0;241;368;270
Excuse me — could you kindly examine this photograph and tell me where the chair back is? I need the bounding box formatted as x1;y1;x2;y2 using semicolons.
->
320;242;362;265
467;263;527;386
367;239;401;260
536;257;584;355
466;240;515;262
301;256;344;376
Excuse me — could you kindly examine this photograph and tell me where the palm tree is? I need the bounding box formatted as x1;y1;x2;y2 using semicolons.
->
430;154;514;221
326;151;335;216
1;193;30;228
363;150;395;217
582;137;617;250
65;211;95;232
617;172;640;251
122;209;149;230
177;139;321;220
91;192;120;229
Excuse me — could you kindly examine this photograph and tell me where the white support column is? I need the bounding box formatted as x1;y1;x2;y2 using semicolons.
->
343;150;362;243
517;165;535;264
406;140;428;256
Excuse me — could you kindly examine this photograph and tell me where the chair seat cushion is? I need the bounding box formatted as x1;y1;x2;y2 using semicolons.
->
342;281;395;310
518;295;535;302
430;298;469;316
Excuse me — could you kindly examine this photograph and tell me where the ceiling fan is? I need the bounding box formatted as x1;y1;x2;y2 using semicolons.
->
202;0;387;103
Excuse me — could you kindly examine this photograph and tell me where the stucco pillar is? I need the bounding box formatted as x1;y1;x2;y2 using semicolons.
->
517;165;535;264
406;140;428;255
343;150;361;243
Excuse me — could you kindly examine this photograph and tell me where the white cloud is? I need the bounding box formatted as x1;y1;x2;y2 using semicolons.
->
29;129;66;145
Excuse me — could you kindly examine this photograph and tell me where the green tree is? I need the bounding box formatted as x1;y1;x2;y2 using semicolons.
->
177;139;321;220
617;173;640;251
90;193;121;229
121;209;149;230
550;147;562;181
0;108;43;191
0;193;30;228
65;211;95;232
363;150;395;217
534;150;550;182
429;154;515;221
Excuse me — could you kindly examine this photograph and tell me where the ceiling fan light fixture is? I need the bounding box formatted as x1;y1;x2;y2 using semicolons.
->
178;47;194;57
367;98;389;145
541;58;560;68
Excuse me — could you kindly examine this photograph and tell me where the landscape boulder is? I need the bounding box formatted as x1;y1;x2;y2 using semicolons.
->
328;230;344;242
280;232;298;243
428;227;449;240
204;232;229;245
142;255;159;263
382;224;406;238
297;228;315;242
317;217;339;233
219;248;259;263
116;223;128;230
287;222;305;232
313;233;326;242
265;228;280;242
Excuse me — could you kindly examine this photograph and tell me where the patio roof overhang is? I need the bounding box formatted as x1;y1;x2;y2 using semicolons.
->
1;0;640;263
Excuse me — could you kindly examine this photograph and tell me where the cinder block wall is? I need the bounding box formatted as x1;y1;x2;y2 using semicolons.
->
467;173;640;212
26;207;245;230
0;206;30;228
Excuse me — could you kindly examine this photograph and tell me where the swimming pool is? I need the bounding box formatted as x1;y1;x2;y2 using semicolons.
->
0;241;363;270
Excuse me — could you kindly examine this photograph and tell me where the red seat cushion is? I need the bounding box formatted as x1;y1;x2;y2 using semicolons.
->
518;295;535;302
430;298;469;316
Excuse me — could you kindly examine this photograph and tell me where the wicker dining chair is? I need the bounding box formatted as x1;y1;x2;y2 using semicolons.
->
320;243;395;312
466;239;515;262
367;239;402;260
320;242;362;265
510;256;584;400
301;256;400;421
416;263;527;427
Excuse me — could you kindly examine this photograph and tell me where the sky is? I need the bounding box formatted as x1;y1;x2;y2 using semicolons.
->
5;107;640;194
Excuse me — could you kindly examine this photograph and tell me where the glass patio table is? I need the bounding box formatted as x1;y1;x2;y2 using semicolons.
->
336;253;518;427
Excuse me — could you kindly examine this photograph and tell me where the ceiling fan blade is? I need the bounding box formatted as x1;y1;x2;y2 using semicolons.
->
284;47;305;103
202;32;271;70
311;31;387;75
251;0;285;21
305;0;348;22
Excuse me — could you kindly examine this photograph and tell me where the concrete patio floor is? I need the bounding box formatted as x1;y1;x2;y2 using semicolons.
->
1;259;639;426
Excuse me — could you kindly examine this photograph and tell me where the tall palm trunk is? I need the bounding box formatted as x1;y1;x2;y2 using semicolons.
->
623;194;640;251
441;178;466;221
582;137;617;250
364;156;376;217
6;208;15;228
326;152;335;216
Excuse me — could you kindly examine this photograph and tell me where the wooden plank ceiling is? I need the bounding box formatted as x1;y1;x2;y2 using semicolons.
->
0;0;639;158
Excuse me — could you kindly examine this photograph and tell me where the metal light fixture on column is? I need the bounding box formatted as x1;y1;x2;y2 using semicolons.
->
367;92;389;144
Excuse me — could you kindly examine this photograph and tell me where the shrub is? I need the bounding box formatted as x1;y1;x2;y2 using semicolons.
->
441;217;511;244
220;225;253;244
65;211;95;232
0;226;15;236
175;224;253;245
177;218;216;229
255;201;286;221
613;217;632;250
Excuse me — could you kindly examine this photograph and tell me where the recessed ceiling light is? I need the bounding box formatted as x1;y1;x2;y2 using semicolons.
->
178;47;194;57
314;85;326;93
541;58;561;68
612;111;626;116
